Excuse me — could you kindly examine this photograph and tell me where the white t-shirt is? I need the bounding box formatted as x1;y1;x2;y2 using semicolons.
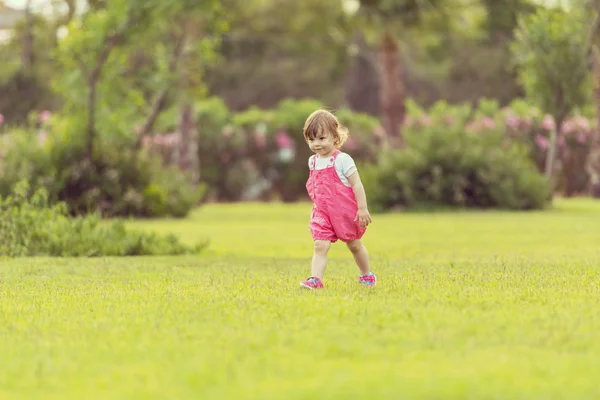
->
308;152;357;187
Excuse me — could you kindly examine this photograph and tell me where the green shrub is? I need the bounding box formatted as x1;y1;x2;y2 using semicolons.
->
0;181;207;257
188;97;383;202
366;123;551;211
0;118;205;218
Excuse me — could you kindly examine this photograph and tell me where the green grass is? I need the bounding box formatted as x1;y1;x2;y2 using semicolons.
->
2;198;600;399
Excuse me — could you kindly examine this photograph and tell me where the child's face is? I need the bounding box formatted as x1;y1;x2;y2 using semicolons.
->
307;131;336;157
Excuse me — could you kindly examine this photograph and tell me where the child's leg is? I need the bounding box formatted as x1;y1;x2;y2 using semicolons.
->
311;240;331;279
346;239;370;275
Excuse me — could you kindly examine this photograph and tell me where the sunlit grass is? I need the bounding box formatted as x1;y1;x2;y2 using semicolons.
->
1;198;600;399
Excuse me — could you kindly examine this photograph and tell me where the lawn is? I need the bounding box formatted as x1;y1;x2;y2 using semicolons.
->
1;199;600;399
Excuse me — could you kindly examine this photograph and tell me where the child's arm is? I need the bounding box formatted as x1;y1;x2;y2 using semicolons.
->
348;171;372;228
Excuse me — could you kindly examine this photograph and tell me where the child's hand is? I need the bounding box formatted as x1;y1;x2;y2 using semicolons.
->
355;208;372;229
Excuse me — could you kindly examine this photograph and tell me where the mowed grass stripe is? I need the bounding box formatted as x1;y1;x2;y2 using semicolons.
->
1;199;600;398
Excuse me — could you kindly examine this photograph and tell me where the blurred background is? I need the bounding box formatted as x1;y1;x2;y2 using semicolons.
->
0;0;598;219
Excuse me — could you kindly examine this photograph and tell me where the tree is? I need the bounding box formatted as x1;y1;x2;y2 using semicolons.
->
482;0;536;41
511;7;596;188
0;0;80;125
589;45;600;197
204;0;351;111
579;0;600;197
53;0;227;164
355;0;450;147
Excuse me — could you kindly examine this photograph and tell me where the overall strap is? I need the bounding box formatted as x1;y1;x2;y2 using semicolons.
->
327;150;341;167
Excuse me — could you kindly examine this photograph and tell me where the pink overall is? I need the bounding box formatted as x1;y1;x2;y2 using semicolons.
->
306;150;366;243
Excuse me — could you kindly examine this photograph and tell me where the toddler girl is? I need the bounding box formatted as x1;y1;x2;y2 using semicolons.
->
299;109;377;289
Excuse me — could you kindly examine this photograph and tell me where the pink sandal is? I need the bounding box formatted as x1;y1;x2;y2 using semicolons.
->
300;276;324;289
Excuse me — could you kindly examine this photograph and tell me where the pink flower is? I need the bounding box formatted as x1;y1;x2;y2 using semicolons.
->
38;131;49;144
561;120;576;135
164;133;180;147
222;127;233;138
506;115;520;129
443;115;456;125
418;115;432;126
502;107;516;118
541;115;555;131
481;117;495;130
0;113;4;126
39;110;52;123
465;121;477;133
254;133;267;149
275;131;294;149
373;126;386;138
535;134;549;150
572;116;590;131
142;135;152;147
519;118;532;129
577;133;588;144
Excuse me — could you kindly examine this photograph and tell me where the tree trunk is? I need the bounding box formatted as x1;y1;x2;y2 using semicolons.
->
379;28;405;147
22;0;33;70
544;80;567;198
545;121;559;179
544;116;563;200
81;21;130;163
587;46;600;198
86;77;98;163
178;103;197;181
344;32;379;116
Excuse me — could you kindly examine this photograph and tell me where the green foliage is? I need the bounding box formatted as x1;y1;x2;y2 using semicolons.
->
232;107;275;129
0;181;206;257
0;14;61;125
366;113;550;212
0;118;205;218
51;0;228;147
358;0;448;26
147;165;206;218
189;97;382;202
482;0;537;39
511;7;594;121
205;0;350;110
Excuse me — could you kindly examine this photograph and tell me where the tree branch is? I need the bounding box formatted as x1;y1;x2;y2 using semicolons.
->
85;11;138;162
22;0;34;70
75;54;90;78
135;26;189;149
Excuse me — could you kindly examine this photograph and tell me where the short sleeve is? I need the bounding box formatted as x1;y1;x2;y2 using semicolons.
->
336;152;357;178
308;155;315;170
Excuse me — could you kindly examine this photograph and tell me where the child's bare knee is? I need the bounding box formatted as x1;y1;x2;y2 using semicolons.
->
314;240;331;255
346;239;362;253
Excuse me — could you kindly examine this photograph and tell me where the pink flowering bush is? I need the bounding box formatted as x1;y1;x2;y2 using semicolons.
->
364;107;551;211
142;98;382;202
401;98;594;198
3;96;593;213
465;99;593;196
0;113;205;218
141;96;593;204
